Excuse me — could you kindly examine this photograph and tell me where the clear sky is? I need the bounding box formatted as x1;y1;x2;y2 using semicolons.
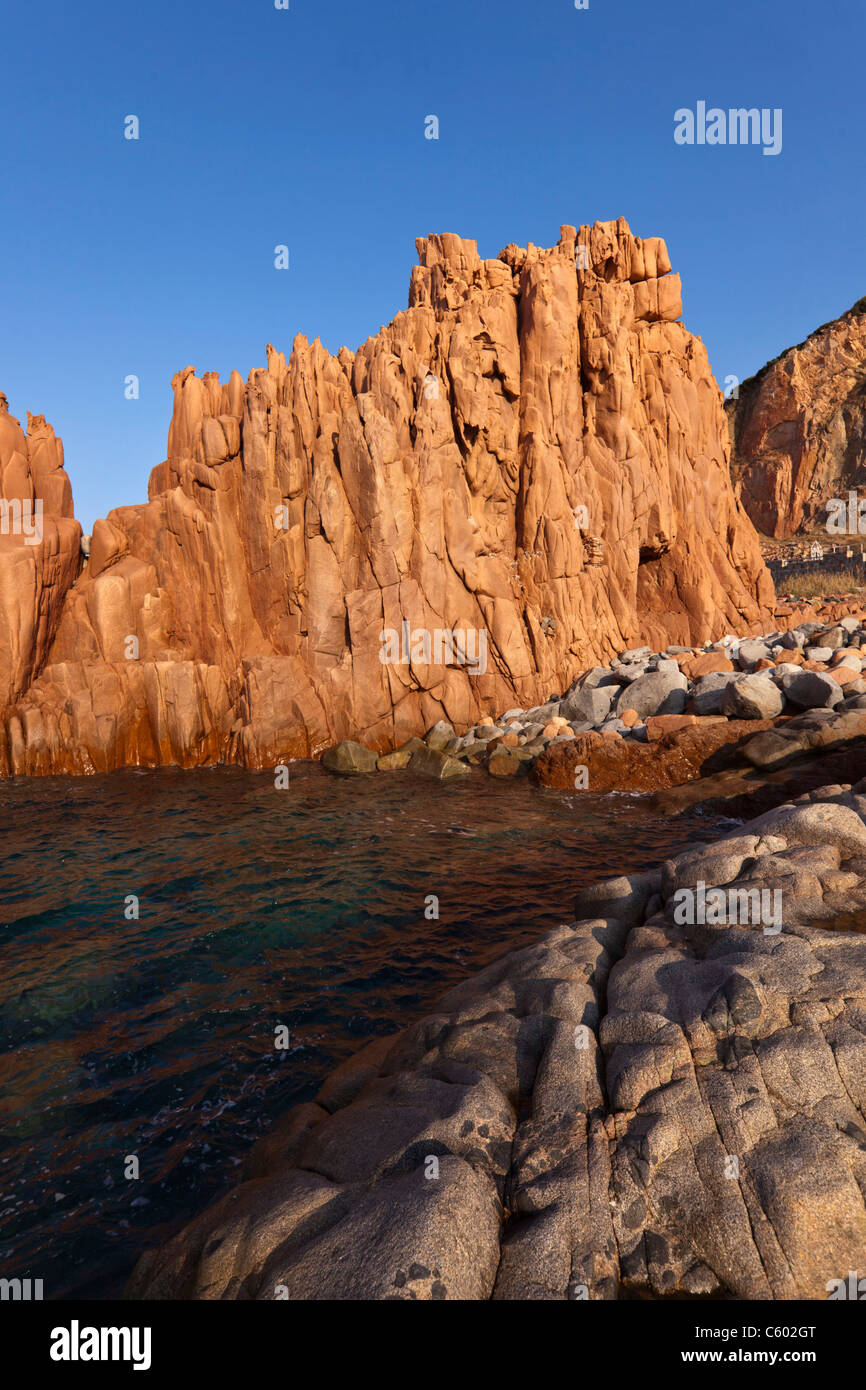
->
1;0;863;532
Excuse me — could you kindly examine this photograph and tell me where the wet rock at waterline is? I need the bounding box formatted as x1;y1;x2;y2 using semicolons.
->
322;740;379;775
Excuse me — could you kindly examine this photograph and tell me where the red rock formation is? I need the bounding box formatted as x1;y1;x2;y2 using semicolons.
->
728;297;866;538
0;395;81;715
0;219;774;776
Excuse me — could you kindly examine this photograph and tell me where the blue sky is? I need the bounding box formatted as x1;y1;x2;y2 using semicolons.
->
1;0;863;531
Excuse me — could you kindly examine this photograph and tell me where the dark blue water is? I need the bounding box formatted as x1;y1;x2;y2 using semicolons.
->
0;762;723;1299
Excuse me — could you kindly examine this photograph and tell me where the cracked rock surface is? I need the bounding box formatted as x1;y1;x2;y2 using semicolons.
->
127;782;866;1300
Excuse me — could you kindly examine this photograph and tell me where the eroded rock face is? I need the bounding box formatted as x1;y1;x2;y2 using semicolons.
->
728;298;866;538
1;219;774;776
0;395;81;711
126;784;866;1300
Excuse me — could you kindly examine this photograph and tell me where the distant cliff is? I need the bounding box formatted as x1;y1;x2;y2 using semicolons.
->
728;297;866;538
0;218;773;777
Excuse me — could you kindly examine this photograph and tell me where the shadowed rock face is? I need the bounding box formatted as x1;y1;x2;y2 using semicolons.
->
126;785;866;1301
1;219;773;776
728;299;866;539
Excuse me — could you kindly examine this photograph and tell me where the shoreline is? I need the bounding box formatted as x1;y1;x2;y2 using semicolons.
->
321;607;866;807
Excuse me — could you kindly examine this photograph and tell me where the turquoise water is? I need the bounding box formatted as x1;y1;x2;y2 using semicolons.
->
0;762;722;1298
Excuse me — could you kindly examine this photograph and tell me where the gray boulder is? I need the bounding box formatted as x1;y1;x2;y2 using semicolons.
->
377;749;412;770
577;667;620;690
781;671;844;710
519;723;546;741
737;639;772;670
615;668;688;719
691;671;741;715
486;747;525;777
409;746;471;780
561;683;617;725
425;720;456;751
397;736;427;755
576;667;617;691
523;702;560;723
610;661;651;684
322;740;379;775
721;674;784;720
741;729;810;770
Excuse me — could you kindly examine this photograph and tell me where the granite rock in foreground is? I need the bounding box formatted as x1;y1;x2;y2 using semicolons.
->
127;785;866;1300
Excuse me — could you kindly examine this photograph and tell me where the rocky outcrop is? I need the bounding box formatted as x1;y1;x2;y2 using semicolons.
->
126;782;866;1300
1;219;774;777
728;297;866;538
0;395;81;714
531;716;780;792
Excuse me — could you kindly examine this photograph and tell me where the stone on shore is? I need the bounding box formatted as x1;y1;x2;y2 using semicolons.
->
322;740;379;775
741;729;810;770
614;669;688;720
560;684;617;725
486;748;524;777
736;638;772;670
377;749;412;771
690;671;741;715
408;746;470;780
721;673;784;720
677;651;734;679
425;721;456;751
782;671;844;710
